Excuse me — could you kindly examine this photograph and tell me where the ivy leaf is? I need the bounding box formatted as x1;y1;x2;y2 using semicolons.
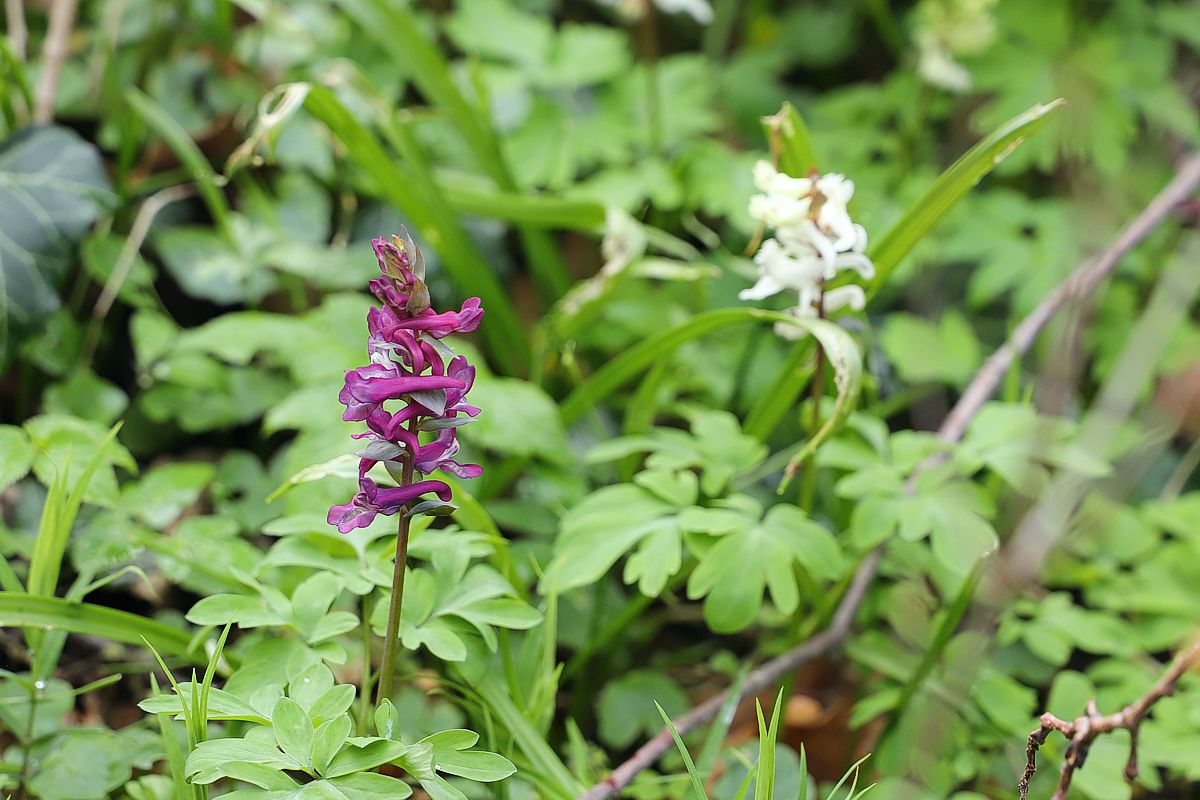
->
687;505;844;633
0;126;115;338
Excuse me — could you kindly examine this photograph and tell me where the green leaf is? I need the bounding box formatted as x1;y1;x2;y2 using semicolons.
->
460;376;570;462
777;316;864;492
327;773;414;799
868;98;1065;288
152;222;274;305
544;483;682;594
186;737;302;784
121;461;215;529
0;424;33;490
272;696;315;770
323;738;409;778
598;670;689;749
688;505;843;633
0;126;114;339
373;557;539;661
25;414;135;507
139;684;269;724
879;311;981;386
27;730;133;800
762;102;817;175
311;714;353;776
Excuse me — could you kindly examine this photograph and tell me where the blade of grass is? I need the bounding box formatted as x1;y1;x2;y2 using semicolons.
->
304;85;531;375
867;99;1065;290
560;308;763;424
475;676;580;799
560;309;860;435
688;664;751;800
438;173;605;231
27;422;121;598
824;755;871;800
0;594;205;663
149;673;193;800
655;701;709;800
26;423;123;680
754;689;784;800
125;88;231;236
337;0;573;302
743;341;815;441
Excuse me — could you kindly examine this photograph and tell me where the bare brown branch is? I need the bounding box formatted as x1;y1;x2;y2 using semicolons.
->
1020;639;1200;800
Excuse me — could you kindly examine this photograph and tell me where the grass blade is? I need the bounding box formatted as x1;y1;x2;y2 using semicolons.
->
655;701;709;800
125;88;231;236
475;676;580;799
687;663;751;800
438;173;605;231
743;341;815;441
0;594;205;663
338;0;573;302
867;99;1065;289
754;689;784;800
303;85;531;375
560;308;763;424
776;317;863;493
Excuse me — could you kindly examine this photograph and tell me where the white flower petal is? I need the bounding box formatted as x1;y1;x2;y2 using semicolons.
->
823;285;867;313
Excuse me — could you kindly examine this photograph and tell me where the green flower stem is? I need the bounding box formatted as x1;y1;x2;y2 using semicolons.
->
376;446;415;707
798;299;827;512
358;592;374;735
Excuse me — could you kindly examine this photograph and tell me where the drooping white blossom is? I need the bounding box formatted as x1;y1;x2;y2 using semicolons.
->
741;160;874;337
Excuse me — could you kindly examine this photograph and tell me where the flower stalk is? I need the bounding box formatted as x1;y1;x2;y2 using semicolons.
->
377;444;414;706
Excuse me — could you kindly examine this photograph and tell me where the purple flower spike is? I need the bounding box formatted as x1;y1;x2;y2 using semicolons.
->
328;233;485;534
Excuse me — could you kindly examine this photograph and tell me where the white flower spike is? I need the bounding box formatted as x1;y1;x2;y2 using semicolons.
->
742;161;874;333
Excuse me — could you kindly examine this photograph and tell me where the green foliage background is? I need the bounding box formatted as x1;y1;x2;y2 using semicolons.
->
0;1;1198;799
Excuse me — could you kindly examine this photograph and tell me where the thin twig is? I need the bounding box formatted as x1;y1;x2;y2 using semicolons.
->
80;185;194;366
939;152;1200;445
5;0;27;61
1020;638;1200;800
576;549;881;800
32;0;78;123
574;151;1200;800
